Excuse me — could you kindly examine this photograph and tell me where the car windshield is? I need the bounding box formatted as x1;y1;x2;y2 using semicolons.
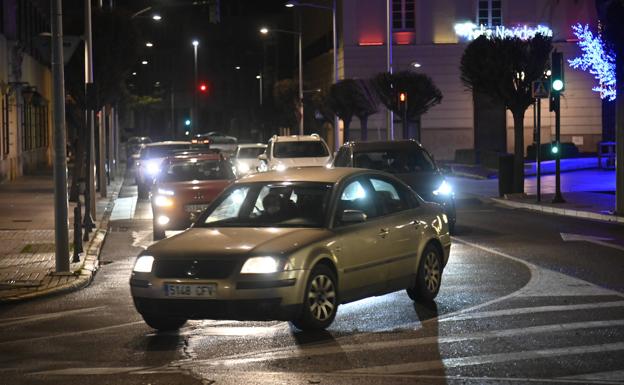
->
160;160;235;182
129;137;150;145
273;141;328;158
198;182;332;228
238;147;266;159
141;144;191;159
353;149;436;173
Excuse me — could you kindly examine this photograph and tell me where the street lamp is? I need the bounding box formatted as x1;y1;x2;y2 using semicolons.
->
152;14;162;21
284;0;338;147
192;39;199;135
145;42;154;47
141;60;148;65
260;27;304;136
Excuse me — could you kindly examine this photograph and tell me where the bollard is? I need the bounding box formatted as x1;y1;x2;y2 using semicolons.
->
82;182;95;237
73;202;83;263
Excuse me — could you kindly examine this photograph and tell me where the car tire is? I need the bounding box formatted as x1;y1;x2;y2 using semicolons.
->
137;183;149;200
141;314;187;331
153;220;165;241
291;264;338;331
448;220;456;235
406;244;443;302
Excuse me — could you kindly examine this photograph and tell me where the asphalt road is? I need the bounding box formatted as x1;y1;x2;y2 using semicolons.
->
0;174;623;385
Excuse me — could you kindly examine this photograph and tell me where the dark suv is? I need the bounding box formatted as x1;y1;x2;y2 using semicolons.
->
333;140;456;233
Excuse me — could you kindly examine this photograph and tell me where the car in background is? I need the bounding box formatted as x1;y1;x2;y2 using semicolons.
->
333;140;456;233
135;141;192;199
257;134;332;172
195;131;238;155
130;167;451;331
150;153;236;240
233;143;267;176
126;136;151;168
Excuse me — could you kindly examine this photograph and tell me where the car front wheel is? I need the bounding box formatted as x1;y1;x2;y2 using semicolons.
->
406;244;443;302
141;313;187;331
291;264;338;331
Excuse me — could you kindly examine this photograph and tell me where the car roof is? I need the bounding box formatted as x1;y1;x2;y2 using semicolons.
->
272;135;323;143
145;141;191;147
237;143;267;148
343;139;425;151
235;167;372;184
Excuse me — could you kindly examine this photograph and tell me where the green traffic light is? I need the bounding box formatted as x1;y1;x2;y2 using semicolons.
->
552;79;563;92
185;119;191;126
551;145;559;154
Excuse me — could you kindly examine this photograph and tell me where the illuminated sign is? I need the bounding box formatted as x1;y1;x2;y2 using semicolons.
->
454;22;553;41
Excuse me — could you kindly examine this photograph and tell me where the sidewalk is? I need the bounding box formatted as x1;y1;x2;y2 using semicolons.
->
0;171;123;303
448;167;623;225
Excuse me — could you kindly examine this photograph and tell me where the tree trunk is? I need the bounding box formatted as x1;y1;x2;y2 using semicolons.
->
360;115;368;141
69;107;85;202
343;116;352;142
511;109;525;194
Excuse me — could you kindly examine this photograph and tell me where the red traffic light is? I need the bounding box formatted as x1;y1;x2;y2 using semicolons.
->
199;83;208;92
399;92;407;103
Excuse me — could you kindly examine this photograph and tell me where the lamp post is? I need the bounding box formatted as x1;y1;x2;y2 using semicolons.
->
285;0;338;147
192;39;199;136
256;74;263;105
260;27;304;136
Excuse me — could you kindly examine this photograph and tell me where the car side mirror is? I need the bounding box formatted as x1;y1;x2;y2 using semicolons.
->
341;209;367;223
258;153;268;161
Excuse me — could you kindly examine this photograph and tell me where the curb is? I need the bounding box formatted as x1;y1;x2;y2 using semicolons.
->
491;197;624;225
0;173;123;303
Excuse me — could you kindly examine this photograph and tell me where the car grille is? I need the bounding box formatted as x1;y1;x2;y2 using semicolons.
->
153;259;238;279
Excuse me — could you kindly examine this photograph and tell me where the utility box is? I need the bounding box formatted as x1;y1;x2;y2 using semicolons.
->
598;141;616;169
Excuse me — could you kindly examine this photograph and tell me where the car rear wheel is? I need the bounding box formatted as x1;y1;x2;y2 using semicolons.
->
291;264;338;331
141;314;187;331
406;244;442;302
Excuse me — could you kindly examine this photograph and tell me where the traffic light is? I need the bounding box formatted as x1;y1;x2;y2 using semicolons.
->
398;91;407;104
550;141;560;156
184;119;191;126
199;83;208;93
550;51;564;94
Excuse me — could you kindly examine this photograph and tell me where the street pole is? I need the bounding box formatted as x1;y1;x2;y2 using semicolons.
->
257;74;263;105
536;98;541;202
170;85;175;138
193;41;198;136
332;0;340;149
51;0;70;273
298;31;304;136
83;0;96;230
99;108;107;196
385;0;394;141
108;105;114;181
552;93;565;203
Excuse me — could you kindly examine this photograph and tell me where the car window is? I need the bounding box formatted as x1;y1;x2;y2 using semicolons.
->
237;147;266;159
333;147;351;167
141;144;190;159
204;187;250;224
369;177;411;215
160;160;235;182
273;141;329;158
335;179;377;225
353;148;436;173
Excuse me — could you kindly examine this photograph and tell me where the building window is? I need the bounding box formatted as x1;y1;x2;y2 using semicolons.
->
393;0;415;31
477;0;502;27
1;94;9;157
21;99;47;151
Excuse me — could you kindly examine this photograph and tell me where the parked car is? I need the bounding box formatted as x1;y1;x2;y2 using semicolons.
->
135;141;192;199
195;131;238;155
333;140;456;233
126;136;151;168
150;153;235;240
233;143;267;176
130;167;451;331
257;134;332;172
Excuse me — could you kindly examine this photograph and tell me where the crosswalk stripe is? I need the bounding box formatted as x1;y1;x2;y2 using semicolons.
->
0;306;107;328
440;300;624;322
195;319;624;367
341;342;624;374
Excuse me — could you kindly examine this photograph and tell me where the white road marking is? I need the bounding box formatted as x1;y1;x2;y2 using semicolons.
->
558;369;624;382
188;319;624;367
0;306;106;327
109;197;137;221
560;232;624;252
29;367;149;376
342;342;624;374
440;300;624;322
0;321;144;346
131;230;154;249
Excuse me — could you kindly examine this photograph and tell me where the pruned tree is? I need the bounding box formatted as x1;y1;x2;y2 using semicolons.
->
352;79;379;141
328;79;356;141
372;71;442;141
272;79;299;132
460;34;552;193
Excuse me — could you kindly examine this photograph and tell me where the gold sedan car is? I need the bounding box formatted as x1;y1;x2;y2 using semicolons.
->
130;167;451;331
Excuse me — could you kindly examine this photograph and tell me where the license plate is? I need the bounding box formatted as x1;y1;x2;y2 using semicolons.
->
185;204;210;213
165;283;216;298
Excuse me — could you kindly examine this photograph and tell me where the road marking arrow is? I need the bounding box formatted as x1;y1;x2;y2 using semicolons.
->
560;232;624;252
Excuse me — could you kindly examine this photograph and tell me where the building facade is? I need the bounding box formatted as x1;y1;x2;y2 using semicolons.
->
0;0;52;182
303;0;602;160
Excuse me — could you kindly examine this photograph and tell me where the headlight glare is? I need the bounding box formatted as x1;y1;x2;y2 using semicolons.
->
154;195;174;207
433;180;453;196
241;256;280;274
157;188;174;196
145;161;160;175
133;255;154;273
237;162;250;173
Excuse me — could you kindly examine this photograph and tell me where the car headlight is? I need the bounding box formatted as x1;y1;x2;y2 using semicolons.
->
154;195;174;207
241;256;282;274
237;162;250;174
133;255;154;273
145;160;160;175
157;188;174;196
433;180;453;196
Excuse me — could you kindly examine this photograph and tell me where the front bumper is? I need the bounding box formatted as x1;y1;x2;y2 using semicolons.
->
130;269;307;321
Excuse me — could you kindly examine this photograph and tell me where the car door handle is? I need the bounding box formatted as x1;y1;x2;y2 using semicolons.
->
378;228;389;238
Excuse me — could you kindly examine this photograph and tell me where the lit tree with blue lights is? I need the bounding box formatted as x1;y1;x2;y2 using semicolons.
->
568;23;616;101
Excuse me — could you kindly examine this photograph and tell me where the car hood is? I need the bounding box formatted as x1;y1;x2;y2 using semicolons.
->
272;157;331;168
146;227;333;259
